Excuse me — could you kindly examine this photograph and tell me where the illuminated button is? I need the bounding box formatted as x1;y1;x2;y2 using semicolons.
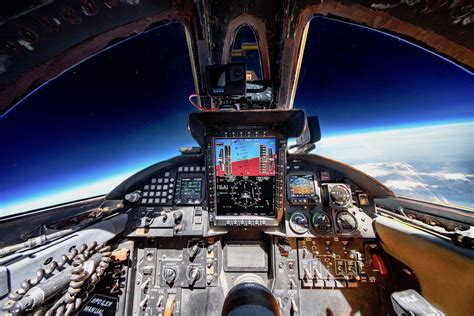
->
156;192;162;197
151;185;156;190
201;166;206;171
168;189;173;194
170;178;175;182
160;198;166;204
190;166;195;172
170;183;174;188
178;167;183;172
148;198;153;204
184;166;189;172
158;178;163;183
151;178;157;183
168;195;172;199
154;198;160;203
157;185;162;190
165;172;170;177
164;178;169;183
163;185;168;190
144;185;150;190
150;192;155;197
143;192;149;197
141;198;147;204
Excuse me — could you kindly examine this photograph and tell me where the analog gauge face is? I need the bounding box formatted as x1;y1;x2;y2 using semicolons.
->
289;212;309;234
230;179;261;208
335;211;357;233
330;185;352;206
311;212;332;232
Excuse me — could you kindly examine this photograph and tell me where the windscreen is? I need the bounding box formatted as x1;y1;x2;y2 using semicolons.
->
293;17;474;209
0;23;196;217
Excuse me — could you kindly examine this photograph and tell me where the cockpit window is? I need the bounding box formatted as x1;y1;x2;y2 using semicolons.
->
0;22;196;216
230;25;263;81
293;17;474;209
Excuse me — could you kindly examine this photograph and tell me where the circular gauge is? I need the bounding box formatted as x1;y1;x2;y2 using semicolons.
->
289;212;309;234
231;179;261;208
335;211;357;233
311;212;332;232
330;185;352;207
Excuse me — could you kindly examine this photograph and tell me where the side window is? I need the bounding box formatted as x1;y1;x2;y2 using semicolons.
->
0;22;196;216
294;17;474;208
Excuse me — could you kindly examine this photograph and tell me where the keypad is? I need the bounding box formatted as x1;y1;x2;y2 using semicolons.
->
140;171;175;205
139;165;205;205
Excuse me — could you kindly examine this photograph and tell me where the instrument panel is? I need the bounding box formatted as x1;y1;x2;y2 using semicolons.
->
284;159;375;238
129;155;375;239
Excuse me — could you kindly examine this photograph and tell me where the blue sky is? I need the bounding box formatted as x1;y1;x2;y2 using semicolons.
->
0;23;196;214
294;17;474;137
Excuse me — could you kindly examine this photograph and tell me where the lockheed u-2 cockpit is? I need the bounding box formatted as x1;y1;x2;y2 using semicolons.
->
0;1;473;316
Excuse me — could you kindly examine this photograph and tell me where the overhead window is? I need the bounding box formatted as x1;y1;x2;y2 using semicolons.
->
229;25;263;81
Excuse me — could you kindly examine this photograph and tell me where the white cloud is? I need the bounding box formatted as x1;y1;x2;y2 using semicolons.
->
383;179;428;191
353;161;473;183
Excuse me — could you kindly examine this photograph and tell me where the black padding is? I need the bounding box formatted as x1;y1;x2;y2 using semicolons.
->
221;282;280;316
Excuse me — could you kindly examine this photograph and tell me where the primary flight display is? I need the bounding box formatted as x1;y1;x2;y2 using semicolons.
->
214;138;277;216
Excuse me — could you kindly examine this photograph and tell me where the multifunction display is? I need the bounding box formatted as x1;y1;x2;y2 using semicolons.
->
287;174;319;204
214;138;276;216
175;174;204;205
179;177;203;200
289;175;316;198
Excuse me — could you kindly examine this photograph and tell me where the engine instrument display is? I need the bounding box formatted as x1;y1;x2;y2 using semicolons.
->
214;138;276;216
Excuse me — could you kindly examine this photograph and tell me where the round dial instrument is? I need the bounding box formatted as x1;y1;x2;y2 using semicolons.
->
311;212;332;232
330;185;352;207
335;211;357;233
289;212;309;234
230;179;261;208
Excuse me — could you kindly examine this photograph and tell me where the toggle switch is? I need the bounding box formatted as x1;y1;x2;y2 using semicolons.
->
291;298;299;313
157;295;164;308
139;295;149;308
289;278;297;289
140;278;151;291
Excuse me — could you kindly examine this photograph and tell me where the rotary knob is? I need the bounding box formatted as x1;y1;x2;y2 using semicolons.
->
173;210;183;224
125;190;141;203
187;267;201;286
163;267;177;285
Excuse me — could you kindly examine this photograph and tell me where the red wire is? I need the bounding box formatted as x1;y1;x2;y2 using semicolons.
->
188;94;218;112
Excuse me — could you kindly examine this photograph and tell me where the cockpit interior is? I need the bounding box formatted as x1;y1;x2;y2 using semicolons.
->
0;1;473;315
